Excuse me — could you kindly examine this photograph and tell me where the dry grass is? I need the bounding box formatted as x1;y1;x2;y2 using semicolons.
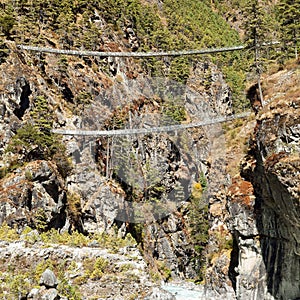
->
262;59;300;105
223;114;256;178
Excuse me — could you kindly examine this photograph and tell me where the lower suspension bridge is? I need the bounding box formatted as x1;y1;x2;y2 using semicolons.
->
52;112;251;136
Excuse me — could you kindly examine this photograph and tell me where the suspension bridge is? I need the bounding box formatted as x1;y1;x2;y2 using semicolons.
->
18;44;255;136
52;112;251;136
17;41;279;58
18;44;245;57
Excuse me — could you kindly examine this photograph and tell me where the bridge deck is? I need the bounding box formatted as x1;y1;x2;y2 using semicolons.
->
52;112;251;136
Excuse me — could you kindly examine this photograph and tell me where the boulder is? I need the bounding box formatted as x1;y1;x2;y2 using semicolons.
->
39;269;58;288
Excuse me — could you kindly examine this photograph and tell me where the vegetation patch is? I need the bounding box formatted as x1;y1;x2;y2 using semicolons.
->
0;258;81;300
74;257;109;284
1;224;137;252
0;223;138;299
187;178;210;282
4;95;72;178
0;222;19;242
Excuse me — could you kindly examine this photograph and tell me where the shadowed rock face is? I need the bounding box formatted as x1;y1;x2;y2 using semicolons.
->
228;67;300;300
0;160;66;230
13;77;31;119
247;111;300;299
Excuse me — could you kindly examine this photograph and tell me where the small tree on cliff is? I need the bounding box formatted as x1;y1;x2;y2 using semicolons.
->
242;0;270;107
6;95;72;177
0;8;15;37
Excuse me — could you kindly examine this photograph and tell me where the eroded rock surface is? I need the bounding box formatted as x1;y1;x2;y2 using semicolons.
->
0;239;174;299
228;67;300;300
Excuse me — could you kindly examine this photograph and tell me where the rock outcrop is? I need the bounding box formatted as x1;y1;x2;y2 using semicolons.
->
0;36;233;298
0;237;175;299
0;160;66;230
203;64;300;300
228;65;300;299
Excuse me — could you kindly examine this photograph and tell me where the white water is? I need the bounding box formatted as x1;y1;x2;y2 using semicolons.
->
162;282;236;300
163;285;204;299
162;283;206;299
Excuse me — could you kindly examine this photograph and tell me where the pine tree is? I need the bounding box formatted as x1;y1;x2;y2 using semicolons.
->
0;4;15;37
242;0;270;107
277;0;300;60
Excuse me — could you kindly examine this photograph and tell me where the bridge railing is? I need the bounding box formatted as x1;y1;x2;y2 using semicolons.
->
52;112;251;137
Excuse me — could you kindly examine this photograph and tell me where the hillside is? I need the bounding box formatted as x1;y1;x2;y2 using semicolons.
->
0;0;299;299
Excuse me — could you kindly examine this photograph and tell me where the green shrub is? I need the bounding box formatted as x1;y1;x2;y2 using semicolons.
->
67;192;82;226
6;95;72;176
40;228;90;247
33;208;49;232
74;257;109;284
215;232;233;253
0;273;32;299
162;99;187;124
118;263;133;273
58;277;81;300
25;170;33;181
53;150;73;178
94;230;136;253
157;261;172;282
0;12;15;37
0;166;9;179
188;179;209;281
0;222;19;241
0;41;9;64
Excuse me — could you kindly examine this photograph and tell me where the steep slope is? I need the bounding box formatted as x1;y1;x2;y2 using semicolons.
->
228;63;300;299
1;1;299;299
0;1;242;298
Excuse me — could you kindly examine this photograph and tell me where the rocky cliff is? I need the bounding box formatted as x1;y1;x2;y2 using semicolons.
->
1;1;299;299
1;36;299;300
0;15;233;300
227;63;300;300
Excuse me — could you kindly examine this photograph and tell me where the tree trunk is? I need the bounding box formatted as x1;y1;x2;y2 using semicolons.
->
294;20;298;60
255;34;264;107
106;137;110;179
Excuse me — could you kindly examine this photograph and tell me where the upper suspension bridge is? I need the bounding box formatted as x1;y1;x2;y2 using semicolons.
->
17;41;279;57
18;44;245;57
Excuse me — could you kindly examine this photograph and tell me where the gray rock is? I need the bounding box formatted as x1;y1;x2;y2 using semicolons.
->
27;288;40;299
28;286;59;300
39;269;58;288
145;286;176;300
0;160;66;231
40;288;59;300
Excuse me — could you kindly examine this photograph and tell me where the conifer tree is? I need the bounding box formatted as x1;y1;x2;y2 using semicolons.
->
0;4;15;37
242;0;270;107
277;0;300;60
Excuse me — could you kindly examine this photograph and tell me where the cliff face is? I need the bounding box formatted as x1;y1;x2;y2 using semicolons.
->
228;64;300;299
0;19;233;297
1;1;299;298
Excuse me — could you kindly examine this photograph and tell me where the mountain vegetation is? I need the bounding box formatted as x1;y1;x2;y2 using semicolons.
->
0;0;297;108
0;0;299;298
1;0;243;107
277;0;300;60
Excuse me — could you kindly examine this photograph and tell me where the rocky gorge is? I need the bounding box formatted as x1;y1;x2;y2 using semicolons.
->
0;1;300;299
